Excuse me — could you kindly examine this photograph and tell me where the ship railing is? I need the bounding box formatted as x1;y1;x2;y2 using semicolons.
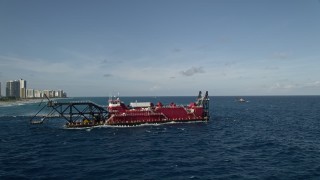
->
159;113;169;120
113;111;165;117
158;104;186;108
50;100;106;108
61;100;104;106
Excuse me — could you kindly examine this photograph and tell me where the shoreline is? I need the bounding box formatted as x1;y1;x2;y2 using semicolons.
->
0;98;68;107
0;99;45;107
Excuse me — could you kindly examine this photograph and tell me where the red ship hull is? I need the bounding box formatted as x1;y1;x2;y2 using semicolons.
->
64;91;209;128
31;91;209;128
105;91;210;126
106;109;208;126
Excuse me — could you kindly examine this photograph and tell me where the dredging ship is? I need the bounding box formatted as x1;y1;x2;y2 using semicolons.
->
30;91;210;128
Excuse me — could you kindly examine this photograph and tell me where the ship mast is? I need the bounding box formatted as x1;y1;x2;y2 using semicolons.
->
202;91;210;120
196;91;210;120
197;91;203;106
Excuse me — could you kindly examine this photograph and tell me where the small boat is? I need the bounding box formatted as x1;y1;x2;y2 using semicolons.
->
237;98;247;103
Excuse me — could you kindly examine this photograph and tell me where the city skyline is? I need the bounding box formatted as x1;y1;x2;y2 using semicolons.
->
1;0;320;96
1;78;66;99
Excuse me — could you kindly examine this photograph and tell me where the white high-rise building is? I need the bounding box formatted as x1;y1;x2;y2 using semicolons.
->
19;79;27;99
26;89;35;98
55;90;64;98
43;90;50;98
34;90;43;98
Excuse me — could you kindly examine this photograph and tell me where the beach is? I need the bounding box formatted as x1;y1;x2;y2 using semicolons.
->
0;99;46;107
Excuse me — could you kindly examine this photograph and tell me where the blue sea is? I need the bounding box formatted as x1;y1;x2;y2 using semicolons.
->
1;96;320;179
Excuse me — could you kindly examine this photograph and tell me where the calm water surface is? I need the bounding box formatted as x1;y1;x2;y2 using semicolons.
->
1;96;320;179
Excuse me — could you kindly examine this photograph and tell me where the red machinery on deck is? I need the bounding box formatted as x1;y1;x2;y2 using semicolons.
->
106;91;210;125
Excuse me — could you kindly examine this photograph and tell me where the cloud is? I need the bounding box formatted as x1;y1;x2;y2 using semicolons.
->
103;74;112;78
264;66;279;70
273;52;289;60
269;81;320;91
101;59;123;64
217;37;231;44
101;59;109;64
150;85;160;91
304;81;320;88
269;82;299;90
172;48;182;53
0;54;108;84
224;61;237;67
0;55;73;74
180;67;205;76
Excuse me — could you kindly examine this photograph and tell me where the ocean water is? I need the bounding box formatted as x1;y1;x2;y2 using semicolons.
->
1;96;320;179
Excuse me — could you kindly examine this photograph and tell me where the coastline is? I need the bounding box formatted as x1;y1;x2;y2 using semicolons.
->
0;97;71;107
0;98;46;107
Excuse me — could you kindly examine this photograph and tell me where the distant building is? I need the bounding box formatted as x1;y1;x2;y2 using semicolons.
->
55;90;64;98
19;79;27;99
6;80;20;98
43;90;53;98
5;79;27;98
34;90;43;98
49;90;55;98
26;89;35;98
54;91;59;97
4;78;67;99
43;90;49;98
